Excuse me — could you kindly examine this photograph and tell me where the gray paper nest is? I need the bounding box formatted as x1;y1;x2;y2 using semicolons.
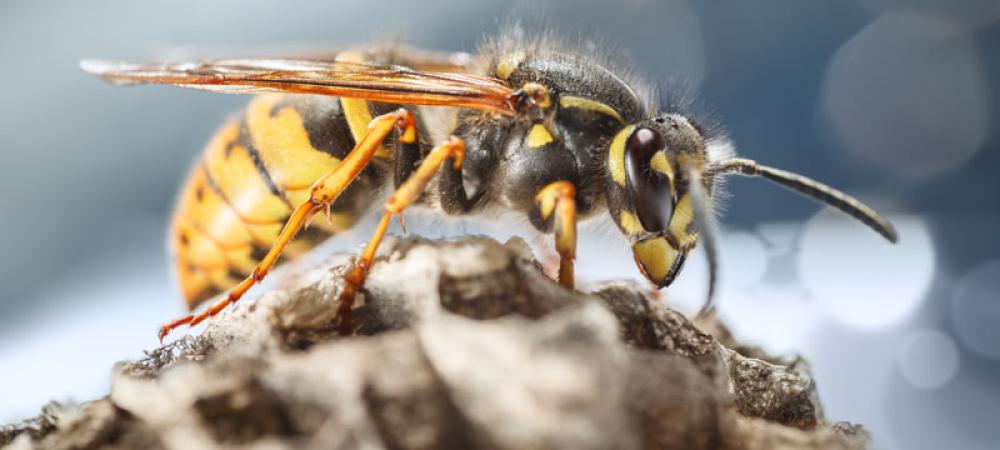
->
1;237;868;450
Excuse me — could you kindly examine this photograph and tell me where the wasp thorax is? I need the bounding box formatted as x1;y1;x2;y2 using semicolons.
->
624;127;674;233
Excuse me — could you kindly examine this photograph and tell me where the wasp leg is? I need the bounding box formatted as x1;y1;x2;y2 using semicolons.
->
532;181;578;290
336;136;465;335
393;123;425;189
157;109;417;342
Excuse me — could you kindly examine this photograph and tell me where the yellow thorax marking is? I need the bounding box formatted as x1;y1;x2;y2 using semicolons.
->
336;51;390;159
608;125;636;186
496;50;525;80
559;95;624;123
527;124;555;148
619;210;644;235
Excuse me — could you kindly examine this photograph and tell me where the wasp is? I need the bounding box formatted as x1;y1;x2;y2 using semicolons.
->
81;35;897;341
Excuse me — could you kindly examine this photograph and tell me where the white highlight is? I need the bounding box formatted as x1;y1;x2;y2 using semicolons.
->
0;257;176;422
896;328;959;390
951;261;1000;359
820;12;988;178
798;211;934;329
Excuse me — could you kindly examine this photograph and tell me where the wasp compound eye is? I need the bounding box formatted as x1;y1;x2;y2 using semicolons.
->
624;127;674;232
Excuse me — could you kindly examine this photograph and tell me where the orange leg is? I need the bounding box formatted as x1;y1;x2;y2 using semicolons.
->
336;136;465;334
158;108;417;342
534;181;577;290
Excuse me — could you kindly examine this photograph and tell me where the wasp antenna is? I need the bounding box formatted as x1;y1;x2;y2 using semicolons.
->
705;158;898;243
685;166;720;319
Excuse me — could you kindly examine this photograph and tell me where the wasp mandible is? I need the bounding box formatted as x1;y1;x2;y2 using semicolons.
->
81;35;897;341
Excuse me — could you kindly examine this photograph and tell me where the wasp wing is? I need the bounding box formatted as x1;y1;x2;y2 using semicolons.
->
136;44;480;73
80;58;515;114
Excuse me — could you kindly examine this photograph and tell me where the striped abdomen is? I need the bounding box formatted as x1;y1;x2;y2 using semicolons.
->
170;93;390;308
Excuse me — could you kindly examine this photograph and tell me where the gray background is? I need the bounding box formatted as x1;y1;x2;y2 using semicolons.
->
1;1;998;448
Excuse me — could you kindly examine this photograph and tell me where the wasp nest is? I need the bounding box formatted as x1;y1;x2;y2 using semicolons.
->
1;236;868;450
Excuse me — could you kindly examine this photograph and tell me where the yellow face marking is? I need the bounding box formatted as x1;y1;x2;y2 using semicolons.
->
669;153;708;249
559;95;625;123
245;94;344;191
496;50;525;79
608;125;636;186
632;237;680;283
527;124;555;148
669;194;699;249
650;151;674;179
619;210;644;236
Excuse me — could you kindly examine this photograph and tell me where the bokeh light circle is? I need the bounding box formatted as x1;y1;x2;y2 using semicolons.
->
819;12;988;178
951;261;1000;359
798;211;935;329
512;0;706;89
667;229;769;313
848;0;1000;31
719;231;769;289
896;328;959;390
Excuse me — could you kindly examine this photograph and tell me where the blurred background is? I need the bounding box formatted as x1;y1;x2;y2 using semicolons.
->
0;1;997;448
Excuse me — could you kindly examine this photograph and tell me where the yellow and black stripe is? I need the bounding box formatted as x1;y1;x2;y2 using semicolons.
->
170;88;392;308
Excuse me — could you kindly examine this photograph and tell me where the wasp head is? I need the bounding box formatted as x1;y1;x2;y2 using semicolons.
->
605;113;709;287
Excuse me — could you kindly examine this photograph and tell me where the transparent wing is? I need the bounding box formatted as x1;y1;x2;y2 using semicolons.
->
80;58;515;114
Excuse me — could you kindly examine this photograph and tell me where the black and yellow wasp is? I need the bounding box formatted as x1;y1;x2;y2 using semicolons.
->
81;34;897;340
